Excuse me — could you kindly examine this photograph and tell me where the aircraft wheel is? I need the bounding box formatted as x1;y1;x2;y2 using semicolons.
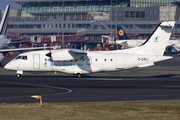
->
16;74;21;78
75;73;82;78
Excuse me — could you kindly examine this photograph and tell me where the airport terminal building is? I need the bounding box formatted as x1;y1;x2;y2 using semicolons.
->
1;0;180;48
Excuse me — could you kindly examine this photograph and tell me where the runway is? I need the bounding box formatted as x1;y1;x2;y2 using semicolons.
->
0;52;180;103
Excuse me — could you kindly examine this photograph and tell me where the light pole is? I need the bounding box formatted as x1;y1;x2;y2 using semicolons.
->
111;0;112;35
116;0;117;36
58;1;59;35
62;0;64;48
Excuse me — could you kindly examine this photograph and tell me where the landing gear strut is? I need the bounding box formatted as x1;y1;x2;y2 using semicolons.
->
16;71;23;78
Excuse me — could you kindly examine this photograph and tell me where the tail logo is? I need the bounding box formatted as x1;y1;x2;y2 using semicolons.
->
118;29;124;36
153;36;160;42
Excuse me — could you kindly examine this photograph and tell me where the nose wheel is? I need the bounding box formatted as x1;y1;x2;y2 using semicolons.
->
16;71;23;78
16;74;21;78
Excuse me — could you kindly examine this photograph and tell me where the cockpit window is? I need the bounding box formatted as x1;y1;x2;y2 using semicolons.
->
22;56;27;60
15;56;22;59
15;56;27;60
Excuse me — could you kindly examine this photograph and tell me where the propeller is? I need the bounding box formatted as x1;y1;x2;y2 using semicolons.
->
46;52;51;58
46;44;53;61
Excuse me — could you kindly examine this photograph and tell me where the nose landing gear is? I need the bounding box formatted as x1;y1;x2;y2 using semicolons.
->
16;74;21;78
16;71;23;78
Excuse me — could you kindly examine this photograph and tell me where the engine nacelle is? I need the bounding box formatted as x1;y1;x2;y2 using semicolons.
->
0;53;5;63
51;50;83;61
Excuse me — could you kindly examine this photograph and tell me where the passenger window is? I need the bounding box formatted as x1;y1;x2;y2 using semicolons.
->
110;59;113;62
95;59;98;62
104;59;107;62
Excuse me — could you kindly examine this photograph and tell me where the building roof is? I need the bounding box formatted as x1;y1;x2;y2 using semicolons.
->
11;0;102;3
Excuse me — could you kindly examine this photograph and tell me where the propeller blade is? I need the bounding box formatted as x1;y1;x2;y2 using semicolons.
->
46;53;51;57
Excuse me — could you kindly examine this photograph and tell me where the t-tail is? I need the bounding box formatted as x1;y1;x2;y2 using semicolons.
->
118;21;176;57
139;21;175;56
0;5;10;36
117;24;130;40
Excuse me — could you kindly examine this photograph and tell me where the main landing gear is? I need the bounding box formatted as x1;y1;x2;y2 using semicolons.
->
74;73;82;78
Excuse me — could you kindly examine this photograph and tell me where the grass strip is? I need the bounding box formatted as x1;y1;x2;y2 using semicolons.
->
0;102;180;120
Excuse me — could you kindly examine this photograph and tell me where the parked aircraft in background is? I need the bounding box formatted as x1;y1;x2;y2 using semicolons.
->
0;5;58;66
115;24;145;48
5;21;175;78
104;24;180;53
0;5;11;49
166;40;180;53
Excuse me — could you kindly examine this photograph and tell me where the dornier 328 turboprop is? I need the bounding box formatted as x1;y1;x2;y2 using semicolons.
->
5;21;175;78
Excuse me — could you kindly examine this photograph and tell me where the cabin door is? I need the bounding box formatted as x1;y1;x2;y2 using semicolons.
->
33;54;40;69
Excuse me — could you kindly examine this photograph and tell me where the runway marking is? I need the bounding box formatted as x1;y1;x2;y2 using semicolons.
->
0;81;72;96
163;86;180;88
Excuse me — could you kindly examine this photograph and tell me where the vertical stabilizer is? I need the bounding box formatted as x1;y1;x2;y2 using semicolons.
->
0;5;10;35
140;21;175;56
117;24;130;40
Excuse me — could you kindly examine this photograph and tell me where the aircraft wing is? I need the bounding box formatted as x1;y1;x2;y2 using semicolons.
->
120;41;128;45
51;49;87;61
6;40;31;45
0;46;60;52
115;40;127;45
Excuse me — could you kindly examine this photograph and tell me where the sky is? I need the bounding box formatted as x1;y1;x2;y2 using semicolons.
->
0;0;21;10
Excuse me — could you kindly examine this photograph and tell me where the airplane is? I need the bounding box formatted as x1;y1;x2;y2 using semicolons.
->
0;5;11;49
4;21;175;78
0;5;58;66
115;24;145;47
106;24;180;53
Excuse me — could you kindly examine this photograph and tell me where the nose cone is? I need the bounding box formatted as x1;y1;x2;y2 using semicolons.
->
4;63;10;70
4;61;14;70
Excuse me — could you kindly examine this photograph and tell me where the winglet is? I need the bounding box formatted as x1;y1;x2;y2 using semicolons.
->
0;5;10;35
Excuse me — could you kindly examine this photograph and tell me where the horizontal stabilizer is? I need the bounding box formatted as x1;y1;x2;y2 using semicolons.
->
137;56;172;68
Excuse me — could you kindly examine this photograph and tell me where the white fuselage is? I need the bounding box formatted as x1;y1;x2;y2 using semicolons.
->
5;49;171;75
